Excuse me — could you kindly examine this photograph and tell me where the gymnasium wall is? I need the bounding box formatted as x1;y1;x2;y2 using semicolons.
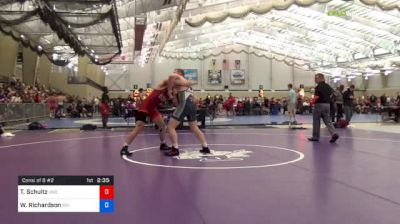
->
48;67;102;99
128;52;316;91
365;71;400;96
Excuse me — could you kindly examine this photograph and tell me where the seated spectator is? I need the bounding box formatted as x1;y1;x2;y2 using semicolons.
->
282;98;288;115
216;95;224;115
9;75;16;87
380;94;387;107
34;92;41;103
0;89;7;103
252;97;262;115
236;100;244;115
205;95;211;106
10;93;22;103
302;99;312;114
263;97;269;108
243;97;251;115
83;100;93;117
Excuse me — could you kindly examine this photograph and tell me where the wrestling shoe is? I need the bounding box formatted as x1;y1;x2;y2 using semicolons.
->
120;145;132;156
330;134;339;143
307;137;319;142
199;147;211;154
160;143;169;151
164;146;180;156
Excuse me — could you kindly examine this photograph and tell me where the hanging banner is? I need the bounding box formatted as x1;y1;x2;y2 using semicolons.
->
211;59;217;71
208;70;222;85
230;69;245;85
183;69;198;85
223;59;229;70
234;60;241;69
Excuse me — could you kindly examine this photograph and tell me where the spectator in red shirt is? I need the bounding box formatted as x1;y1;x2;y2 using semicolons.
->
47;94;57;118
34;93;41;103
99;99;111;128
236;100;244;115
224;93;235;116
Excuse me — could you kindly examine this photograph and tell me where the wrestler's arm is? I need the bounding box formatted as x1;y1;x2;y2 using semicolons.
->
167;74;189;98
172;90;178;107
155;80;168;90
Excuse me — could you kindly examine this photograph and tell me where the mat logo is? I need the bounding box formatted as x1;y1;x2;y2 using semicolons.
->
176;149;252;162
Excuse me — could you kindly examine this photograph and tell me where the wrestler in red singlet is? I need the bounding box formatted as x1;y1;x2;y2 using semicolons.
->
137;89;167;120
120;70;190;156
120;87;171;156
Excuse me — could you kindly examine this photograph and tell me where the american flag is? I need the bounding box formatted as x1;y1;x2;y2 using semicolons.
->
223;59;229;70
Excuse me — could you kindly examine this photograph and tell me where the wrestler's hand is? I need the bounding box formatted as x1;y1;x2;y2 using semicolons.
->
172;97;178;107
168;90;173;99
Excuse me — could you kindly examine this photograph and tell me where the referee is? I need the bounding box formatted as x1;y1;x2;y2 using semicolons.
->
308;73;339;143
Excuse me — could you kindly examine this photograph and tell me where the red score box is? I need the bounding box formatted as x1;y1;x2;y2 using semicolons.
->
100;186;114;200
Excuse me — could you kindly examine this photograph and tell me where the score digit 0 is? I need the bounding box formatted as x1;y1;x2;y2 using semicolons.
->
100;186;114;200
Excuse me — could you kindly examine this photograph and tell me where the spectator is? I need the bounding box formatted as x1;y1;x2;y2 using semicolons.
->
333;85;344;122
99;99;111;128
243;97;251;115
308;73;338;143
282;98;288;115
287;84;297;125
263;97;269;108
101;87;110;102
204;95;210;105
370;94;377;107
10;75;16;87
47;93;57;118
343;85;355;123
94;96;100;114
0;88;7;103
236;100;244;115
224;93;235;116
270;98;280;115
380;94;387;107
55;93;65;119
11;93;22;103
34;92;41;103
252;97;262;115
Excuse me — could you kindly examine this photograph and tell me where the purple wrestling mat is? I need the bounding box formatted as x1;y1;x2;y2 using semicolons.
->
1;127;399;224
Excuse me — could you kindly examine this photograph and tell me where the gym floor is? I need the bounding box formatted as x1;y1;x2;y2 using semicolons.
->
1;126;399;224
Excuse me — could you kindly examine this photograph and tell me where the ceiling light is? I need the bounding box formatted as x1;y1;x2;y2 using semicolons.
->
384;70;392;76
371;69;380;74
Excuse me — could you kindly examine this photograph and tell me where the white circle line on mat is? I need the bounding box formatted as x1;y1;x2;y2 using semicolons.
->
122;144;305;170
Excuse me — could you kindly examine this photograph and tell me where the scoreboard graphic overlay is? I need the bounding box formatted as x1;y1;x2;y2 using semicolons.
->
18;176;114;213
